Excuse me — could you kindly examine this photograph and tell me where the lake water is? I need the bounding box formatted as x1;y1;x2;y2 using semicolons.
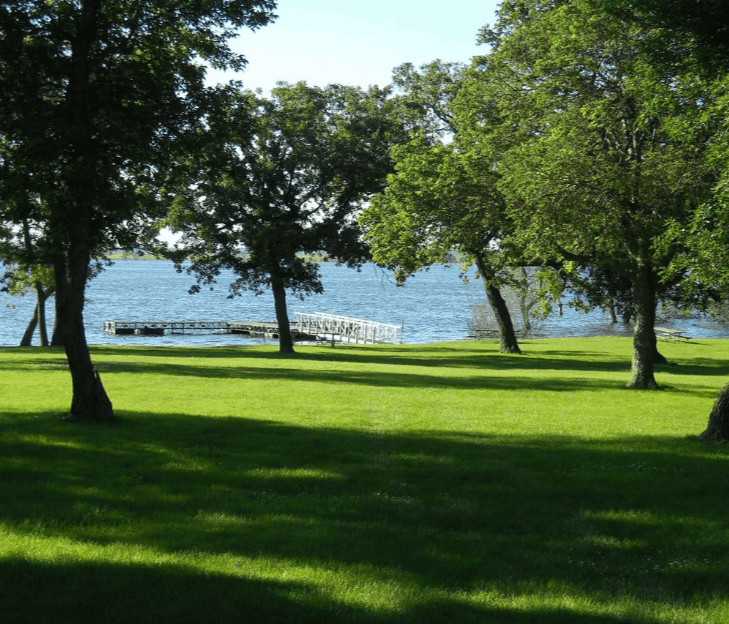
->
2;259;729;346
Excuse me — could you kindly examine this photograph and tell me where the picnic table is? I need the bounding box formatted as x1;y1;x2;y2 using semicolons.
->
654;327;692;342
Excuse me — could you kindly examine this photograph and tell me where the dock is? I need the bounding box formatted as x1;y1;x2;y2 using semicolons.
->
102;320;308;341
103;313;402;344
294;312;402;344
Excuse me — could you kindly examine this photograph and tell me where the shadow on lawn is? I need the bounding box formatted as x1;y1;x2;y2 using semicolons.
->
0;561;659;624
1;410;728;622
1;560;649;624
0;348;635;393
2;343;726;391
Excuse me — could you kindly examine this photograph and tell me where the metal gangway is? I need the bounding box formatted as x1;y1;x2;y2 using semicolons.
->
295;312;402;344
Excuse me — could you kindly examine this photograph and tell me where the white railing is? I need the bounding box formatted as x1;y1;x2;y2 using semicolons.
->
295;312;402;344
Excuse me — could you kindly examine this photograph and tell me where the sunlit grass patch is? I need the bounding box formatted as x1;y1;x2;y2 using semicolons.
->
1;338;728;622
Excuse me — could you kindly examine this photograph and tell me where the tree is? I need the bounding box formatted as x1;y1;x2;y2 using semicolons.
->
361;135;521;353
468;0;715;387
0;200;54;346
597;0;729;70
3;264;54;347
0;1;277;420
166;82;403;353
595;0;729;437
363;61;522;354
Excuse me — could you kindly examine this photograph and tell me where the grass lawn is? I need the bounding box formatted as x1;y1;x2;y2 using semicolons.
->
1;337;728;623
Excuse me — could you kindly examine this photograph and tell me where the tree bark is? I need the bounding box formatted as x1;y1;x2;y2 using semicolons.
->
608;301;618;323
54;246;114;422
627;264;659;389
19;285;50;347
35;282;49;346
271;274;295;354
20;303;39;347
652;336;668;365
699;380;729;442
474;253;521;354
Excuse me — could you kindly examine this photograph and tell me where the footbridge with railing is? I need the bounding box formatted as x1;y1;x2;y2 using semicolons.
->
295;312;402;345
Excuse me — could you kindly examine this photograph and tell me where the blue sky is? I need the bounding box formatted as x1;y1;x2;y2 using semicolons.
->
209;0;502;92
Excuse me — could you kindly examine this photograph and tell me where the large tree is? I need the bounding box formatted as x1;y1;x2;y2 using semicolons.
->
363;61;522;354
166;82;403;353
0;1;276;421
469;0;715;388
361;135;521;353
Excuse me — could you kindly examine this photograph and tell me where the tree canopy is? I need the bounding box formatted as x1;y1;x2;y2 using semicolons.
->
362;61;523;353
0;0;277;420
461;0;718;387
166;82;404;353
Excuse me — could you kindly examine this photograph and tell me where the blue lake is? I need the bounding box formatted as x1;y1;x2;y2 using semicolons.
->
2;260;729;346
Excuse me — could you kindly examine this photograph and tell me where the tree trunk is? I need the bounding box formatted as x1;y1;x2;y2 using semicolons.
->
474;253;521;354
19;286;50;347
652;335;667;365
627;264;659;389
54;248;114;422
35;282;50;346
20;303;39;347
271;274;295;354
608;301;618;323
699;380;729;442
50;312;64;347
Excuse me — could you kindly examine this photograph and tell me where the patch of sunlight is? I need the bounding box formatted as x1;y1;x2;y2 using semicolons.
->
387;452;456;464
464;583;719;623
244;467;345;480
8;433;96;451
583;508;724;530
160;459;216;472
0;523;418;616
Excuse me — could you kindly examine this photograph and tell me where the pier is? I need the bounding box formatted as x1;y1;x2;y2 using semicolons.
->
103;313;402;344
102;320;302;340
294;312;402;344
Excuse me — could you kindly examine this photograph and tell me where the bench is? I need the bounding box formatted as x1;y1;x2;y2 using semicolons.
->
655;327;692;342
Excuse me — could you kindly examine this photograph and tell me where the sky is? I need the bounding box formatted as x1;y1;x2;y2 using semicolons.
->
208;0;503;92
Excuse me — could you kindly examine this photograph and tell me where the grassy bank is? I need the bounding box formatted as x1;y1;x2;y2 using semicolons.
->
1;338;728;623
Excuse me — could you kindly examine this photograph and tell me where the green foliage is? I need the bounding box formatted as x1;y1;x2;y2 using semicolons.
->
460;0;722;387
362;136;502;282
167;82;403;352
1;340;728;622
0;0;277;418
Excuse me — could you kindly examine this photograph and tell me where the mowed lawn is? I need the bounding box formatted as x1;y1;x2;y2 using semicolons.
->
1;337;728;623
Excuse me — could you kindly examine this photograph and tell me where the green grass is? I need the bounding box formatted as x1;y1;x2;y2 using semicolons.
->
1;337;728;623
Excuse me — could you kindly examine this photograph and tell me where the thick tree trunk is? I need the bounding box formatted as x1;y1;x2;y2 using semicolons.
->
50;312;64;347
485;282;522;353
474;253;521;354
271;275;295;354
54;248;114;422
652;335;667;365
20;303;39;347
699;380;729;442
627;264;659;389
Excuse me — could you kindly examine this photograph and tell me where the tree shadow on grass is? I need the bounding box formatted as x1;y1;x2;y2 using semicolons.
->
0;348;633;393
1;558;653;624
1;410;728;622
3;342;727;389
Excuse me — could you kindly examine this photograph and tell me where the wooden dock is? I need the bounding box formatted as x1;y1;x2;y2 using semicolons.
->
103;313;402;344
102;320;312;341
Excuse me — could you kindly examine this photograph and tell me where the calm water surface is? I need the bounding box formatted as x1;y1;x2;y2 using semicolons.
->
2;260;728;346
